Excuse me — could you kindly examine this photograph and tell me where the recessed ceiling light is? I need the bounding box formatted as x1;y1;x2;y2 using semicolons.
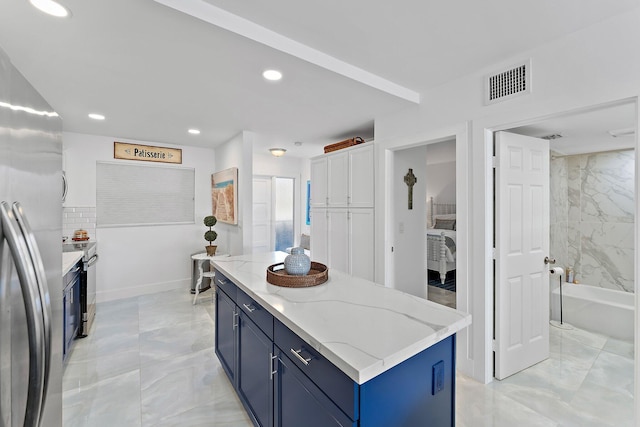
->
30;0;71;18
188;129;201;135
262;69;282;81
88;113;105;120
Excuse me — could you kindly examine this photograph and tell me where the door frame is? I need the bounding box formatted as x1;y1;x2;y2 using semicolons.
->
482;98;639;401
376;121;472;375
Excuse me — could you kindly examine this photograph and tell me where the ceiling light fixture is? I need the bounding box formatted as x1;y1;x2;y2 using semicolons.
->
30;0;71;18
262;69;282;81
269;148;286;157
88;113;105;120
188;129;201;135
608;127;636;138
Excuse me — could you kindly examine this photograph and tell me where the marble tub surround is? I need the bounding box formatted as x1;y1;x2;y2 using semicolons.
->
62;250;83;274
212;251;471;384
550;149;635;292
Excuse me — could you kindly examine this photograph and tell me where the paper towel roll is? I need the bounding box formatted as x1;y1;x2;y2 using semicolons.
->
549;267;564;276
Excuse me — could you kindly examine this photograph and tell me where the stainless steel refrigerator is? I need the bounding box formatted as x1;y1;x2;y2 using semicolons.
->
0;46;63;426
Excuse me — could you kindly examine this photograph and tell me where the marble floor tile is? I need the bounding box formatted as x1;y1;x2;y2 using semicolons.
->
139;318;214;365
63;370;142;427
602;336;635;360
64;288;635;427
427;285;456;308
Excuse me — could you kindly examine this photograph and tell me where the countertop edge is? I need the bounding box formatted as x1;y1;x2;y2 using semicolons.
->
62;251;83;275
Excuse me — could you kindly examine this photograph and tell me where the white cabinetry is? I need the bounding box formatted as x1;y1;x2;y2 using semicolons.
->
309;143;374;281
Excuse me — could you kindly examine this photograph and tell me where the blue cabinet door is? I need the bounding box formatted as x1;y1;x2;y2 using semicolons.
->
275;350;355;427
238;314;274;427
215;288;236;383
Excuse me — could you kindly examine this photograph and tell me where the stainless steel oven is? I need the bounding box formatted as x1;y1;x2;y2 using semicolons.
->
63;241;98;337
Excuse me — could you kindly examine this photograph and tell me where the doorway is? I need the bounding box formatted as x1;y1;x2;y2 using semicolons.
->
491;101;636;422
252;176;295;253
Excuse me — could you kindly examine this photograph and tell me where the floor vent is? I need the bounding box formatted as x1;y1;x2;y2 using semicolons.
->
485;60;531;105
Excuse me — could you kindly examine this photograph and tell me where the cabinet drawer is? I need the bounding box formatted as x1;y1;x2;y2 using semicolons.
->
274;320;358;421
214;269;237;301
237;288;273;340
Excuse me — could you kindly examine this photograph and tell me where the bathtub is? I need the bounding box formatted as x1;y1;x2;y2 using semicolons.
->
551;283;634;341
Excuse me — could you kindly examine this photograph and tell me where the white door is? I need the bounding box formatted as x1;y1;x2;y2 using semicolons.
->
495;131;550;380
252;177;272;253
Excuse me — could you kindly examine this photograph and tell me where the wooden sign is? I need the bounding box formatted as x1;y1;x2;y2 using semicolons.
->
114;141;182;164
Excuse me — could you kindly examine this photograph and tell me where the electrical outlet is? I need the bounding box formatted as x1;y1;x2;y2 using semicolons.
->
399;221;404;233
432;360;445;395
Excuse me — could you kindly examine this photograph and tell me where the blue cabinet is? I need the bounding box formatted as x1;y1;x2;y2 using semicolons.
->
275;349;355;427
238;314;274;427
213;269;456;426
63;261;81;362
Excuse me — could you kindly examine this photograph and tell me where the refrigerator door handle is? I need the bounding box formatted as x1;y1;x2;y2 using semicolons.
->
61;171;68;202
12;202;52;418
0;202;45;427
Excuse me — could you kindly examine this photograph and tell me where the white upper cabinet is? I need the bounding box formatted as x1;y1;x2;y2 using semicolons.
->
310;143;374;209
327;151;349;207
310;157;327;208
348;144;374;208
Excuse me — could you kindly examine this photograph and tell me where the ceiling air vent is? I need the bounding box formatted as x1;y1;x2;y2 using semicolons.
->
485;60;531;105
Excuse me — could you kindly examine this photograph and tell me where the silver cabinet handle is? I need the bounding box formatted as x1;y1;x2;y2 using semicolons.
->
269;353;277;380
290;348;312;366
13;202;52;421
1;202;46;427
86;254;99;269
242;303;256;313
232;310;239;330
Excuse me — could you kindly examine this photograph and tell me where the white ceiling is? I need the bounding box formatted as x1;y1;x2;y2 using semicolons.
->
0;0;636;158
509;102;636;155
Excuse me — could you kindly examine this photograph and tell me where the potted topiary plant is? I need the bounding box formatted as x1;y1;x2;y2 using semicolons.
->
204;215;218;256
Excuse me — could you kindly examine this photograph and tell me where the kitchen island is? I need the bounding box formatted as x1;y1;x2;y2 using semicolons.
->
212;252;471;427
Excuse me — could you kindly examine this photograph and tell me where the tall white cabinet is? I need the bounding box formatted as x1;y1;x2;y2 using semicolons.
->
310;143;374;281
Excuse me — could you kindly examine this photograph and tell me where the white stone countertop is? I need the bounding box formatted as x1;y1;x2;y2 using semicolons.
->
62;251;83;275
212;252;472;385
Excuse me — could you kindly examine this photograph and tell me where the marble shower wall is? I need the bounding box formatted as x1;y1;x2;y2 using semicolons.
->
550;150;635;292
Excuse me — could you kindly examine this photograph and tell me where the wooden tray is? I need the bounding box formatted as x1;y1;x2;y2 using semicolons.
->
266;262;328;288
323;137;365;153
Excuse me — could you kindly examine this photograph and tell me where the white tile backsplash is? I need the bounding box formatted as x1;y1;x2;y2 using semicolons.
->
63;207;97;241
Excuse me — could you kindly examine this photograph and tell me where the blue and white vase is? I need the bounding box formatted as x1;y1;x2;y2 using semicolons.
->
284;247;311;276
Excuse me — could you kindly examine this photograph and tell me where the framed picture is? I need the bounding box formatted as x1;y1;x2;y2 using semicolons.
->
306;180;311;225
212;167;238;225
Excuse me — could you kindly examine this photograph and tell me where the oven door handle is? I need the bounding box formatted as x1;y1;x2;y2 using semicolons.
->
86;254;99;269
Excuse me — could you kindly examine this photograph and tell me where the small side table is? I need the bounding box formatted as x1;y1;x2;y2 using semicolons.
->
191;252;228;305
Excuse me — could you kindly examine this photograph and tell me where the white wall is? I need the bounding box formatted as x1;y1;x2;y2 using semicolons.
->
374;9;640;383
392;145;427;297
63;132;216;302
426;140;456;209
214;131;254;255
